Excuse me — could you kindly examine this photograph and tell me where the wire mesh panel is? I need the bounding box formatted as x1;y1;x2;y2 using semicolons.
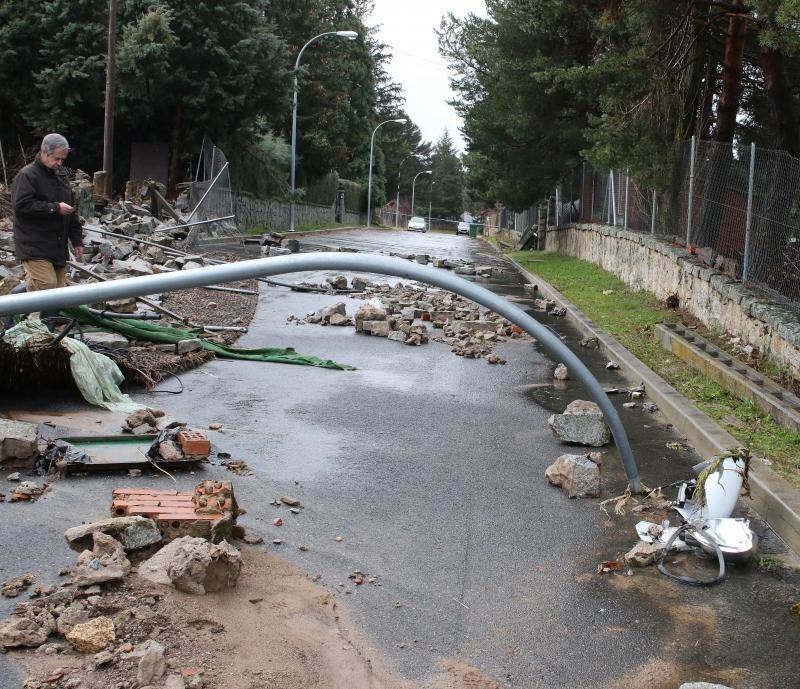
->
185;138;240;248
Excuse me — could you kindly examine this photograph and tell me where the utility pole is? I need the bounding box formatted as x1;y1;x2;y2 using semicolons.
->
102;0;118;198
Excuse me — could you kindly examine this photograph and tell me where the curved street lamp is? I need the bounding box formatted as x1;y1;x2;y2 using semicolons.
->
290;30;358;232
395;153;424;227
411;170;432;218
428;179;436;232
366;118;407;228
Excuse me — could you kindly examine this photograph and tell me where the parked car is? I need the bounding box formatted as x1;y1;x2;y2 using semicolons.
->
407;216;427;232
456;221;470;235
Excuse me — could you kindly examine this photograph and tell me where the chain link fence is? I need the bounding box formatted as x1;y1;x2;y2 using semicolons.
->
184;138;239;248
553;140;800;308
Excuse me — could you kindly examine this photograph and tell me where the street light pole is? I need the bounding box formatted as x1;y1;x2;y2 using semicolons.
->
411;170;431;218
290;30;357;232
367;118;406;228
395;153;423;228
428;180;435;232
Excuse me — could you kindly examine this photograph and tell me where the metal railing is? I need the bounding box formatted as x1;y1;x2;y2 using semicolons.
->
550;141;800;307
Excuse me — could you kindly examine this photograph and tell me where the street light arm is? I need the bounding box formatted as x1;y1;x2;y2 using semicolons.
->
367;118;407;228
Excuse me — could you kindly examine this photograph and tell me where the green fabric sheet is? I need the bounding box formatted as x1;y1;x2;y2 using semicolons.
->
61;306;355;371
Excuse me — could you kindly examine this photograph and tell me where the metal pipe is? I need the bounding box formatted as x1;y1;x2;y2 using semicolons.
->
742;141;756;282
686;135;696;246
185;162;229;224
0;253;641;491
152;215;236;234
201;284;258;295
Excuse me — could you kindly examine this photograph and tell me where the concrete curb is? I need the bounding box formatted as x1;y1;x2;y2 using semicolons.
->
507;256;800;555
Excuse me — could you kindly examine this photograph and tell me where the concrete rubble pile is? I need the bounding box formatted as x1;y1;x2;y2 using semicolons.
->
291;275;531;363
0;482;247;688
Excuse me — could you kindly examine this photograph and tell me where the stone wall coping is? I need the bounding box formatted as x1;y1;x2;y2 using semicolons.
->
556;223;800;349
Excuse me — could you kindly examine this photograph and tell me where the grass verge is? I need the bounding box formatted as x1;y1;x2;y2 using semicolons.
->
511;250;800;488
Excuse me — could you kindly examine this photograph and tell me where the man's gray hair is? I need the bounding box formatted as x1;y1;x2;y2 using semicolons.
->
41;133;70;155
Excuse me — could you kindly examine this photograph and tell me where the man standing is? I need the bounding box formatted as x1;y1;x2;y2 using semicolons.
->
12;133;84;292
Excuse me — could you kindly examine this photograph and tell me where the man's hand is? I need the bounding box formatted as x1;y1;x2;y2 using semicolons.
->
73;246;84;261
57;202;74;215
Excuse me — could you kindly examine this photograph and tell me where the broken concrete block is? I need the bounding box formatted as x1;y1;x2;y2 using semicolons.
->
55;607;90;636
363;320;390;337
355;303;387;332
387;331;407;343
81;331;130;350
72;532;131;587
624;541;663;567
554;363;569;380
454;266;476;275
137;536;241;595
268;246;291;257
0;418;39;462
328;313;350;326
176;338;203;355
65;516;162;553
351;277;368;291
548;400;611;446
545;454;601;498
580;336;599;349
66;616;115;653
280;238;300;253
314;302;347;324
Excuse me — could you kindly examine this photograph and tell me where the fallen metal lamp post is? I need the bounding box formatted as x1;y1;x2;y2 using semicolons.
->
0;253;642;491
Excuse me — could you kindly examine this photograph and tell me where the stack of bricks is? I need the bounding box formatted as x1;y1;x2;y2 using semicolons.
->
110;480;235;542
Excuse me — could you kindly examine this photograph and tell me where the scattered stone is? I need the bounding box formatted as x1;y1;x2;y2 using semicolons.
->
6;472;21;481
329;312;350;326
165;675;187;689
643;403;658;413
242;532;263;545
545;454;601;498
622;402;637;409
71;532;131;586
208;423;224;431
55;607;90;636
554;363;569;380
65;517;162;553
580;336;599;349
0;418;39;462
177;338;203;354
0;607;56;648
93;650;115;668
273;517;283;527
548;305;566;317
280;496;301;507
351;277;367;291
605;361;619;370
363;320;390;337
586;451;603;465
326;275;348;290
9;480;48;501
137;536;241;594
136;640;167;686
677;684;733;689
66;616;115;653
387;331;407;343
602;289;615;296
1;572;35;598
548;400;611;446
355;304;387;332
624;541;664;567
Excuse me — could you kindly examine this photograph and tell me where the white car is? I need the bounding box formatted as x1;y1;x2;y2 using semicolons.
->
407;216;427;232
456;221;470;235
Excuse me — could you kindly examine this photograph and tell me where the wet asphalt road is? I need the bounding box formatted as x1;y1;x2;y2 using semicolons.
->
1;228;799;689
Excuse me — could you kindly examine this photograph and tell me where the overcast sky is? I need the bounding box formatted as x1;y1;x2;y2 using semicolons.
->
369;0;487;152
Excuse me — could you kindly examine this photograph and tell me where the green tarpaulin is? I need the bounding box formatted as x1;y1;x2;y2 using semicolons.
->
61;306;355;371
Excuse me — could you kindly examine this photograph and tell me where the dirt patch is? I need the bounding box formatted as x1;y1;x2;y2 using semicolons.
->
7;546;525;689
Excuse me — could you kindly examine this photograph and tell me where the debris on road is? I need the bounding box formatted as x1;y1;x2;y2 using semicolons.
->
138;536;241;594
1;573;36;598
548;400;612;446
64;516;162;553
545;453;601;498
554;363;569;380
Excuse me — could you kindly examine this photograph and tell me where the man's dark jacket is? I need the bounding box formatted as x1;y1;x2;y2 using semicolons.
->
12;157;83;267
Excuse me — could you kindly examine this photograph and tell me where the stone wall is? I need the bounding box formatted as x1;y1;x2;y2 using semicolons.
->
545;223;800;377
234;193;364;232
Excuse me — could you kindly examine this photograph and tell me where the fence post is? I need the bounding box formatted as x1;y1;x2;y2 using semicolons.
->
590;169;595;221
0;139;7;187
609;170;617;226
581;162;586;221
742;141;756;282
686;135;696;246
555;185;560;227
623;168;629;231
651;189;657;235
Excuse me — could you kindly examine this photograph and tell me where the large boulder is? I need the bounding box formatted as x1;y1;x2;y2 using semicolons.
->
65;516;162;553
72;532;131;587
65;616;115;653
548;400;611;446
138;536;241;595
545;454;601;498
